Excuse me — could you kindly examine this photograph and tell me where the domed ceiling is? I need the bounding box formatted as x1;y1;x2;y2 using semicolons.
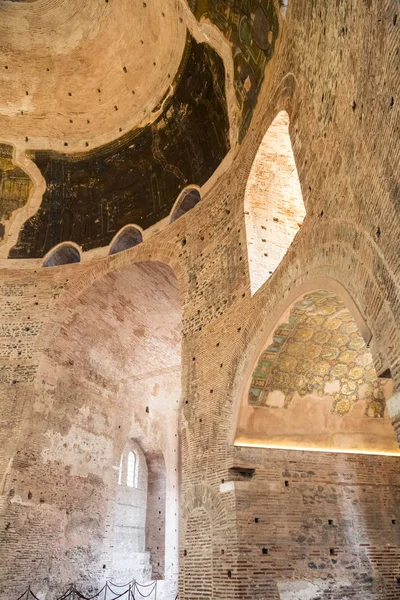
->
0;0;186;147
0;0;281;259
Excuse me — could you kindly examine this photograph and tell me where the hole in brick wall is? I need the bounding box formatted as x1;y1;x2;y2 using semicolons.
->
262;548;269;555
227;570;231;578
397;577;400;584
145;406;149;413
285;480;289;487
390;97;394;107
392;519;397;524
328;519;333;525
245;111;305;295
28;491;32;499
330;548;335;556
254;517;259;523
229;466;255;480
394;14;397;25
103;564;106;569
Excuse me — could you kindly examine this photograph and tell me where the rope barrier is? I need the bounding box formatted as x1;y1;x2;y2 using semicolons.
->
15;579;161;600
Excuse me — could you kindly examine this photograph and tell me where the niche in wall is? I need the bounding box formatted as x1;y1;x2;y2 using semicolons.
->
109;226;143;255
113;441;166;581
235;289;400;455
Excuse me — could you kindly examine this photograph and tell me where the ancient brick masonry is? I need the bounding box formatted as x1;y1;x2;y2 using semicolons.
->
0;0;400;599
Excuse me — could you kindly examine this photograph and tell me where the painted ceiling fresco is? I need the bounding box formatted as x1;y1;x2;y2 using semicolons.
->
191;0;279;141
9;34;229;258
0;143;33;242
249;291;387;418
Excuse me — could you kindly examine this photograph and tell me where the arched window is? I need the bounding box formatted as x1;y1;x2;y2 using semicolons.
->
170;188;201;223
109;225;143;255
43;242;81;267
126;450;138;488
244;111;305;294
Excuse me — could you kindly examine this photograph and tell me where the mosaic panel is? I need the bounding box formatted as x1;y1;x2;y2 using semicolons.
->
0;143;33;241
191;0;279;141
249;291;387;417
10;35;229;258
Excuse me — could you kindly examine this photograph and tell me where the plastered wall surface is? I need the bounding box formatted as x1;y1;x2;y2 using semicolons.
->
0;1;400;599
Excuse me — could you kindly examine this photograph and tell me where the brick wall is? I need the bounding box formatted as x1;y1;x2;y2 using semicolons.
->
1;1;400;599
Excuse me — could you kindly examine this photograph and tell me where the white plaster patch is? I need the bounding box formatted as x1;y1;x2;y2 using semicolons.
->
42;425;113;477
266;389;286;407
277;578;351;600
324;379;340;394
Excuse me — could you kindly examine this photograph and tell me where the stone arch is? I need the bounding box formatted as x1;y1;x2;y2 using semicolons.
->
109;225;143;255
170;186;201;223
231;278;399;455
42;241;81;267
244;110;305;295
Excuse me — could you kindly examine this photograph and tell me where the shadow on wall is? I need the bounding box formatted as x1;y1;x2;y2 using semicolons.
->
43;242;81;267
244;111;305;295
235;289;399;455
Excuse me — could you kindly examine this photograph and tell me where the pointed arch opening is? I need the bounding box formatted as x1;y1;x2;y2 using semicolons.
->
235;289;400;455
244;111;305;295
43;242;81;267
170;187;201;223
109;225;143;255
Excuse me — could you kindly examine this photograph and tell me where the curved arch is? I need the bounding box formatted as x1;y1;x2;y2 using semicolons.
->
228;270;396;447
109;225;143;255
230;278;399;455
42;241;81;267
244;110;305;295
170;186;201;223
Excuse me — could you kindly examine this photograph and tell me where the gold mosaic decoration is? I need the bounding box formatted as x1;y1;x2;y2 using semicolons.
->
0;144;33;240
249;291;386;417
